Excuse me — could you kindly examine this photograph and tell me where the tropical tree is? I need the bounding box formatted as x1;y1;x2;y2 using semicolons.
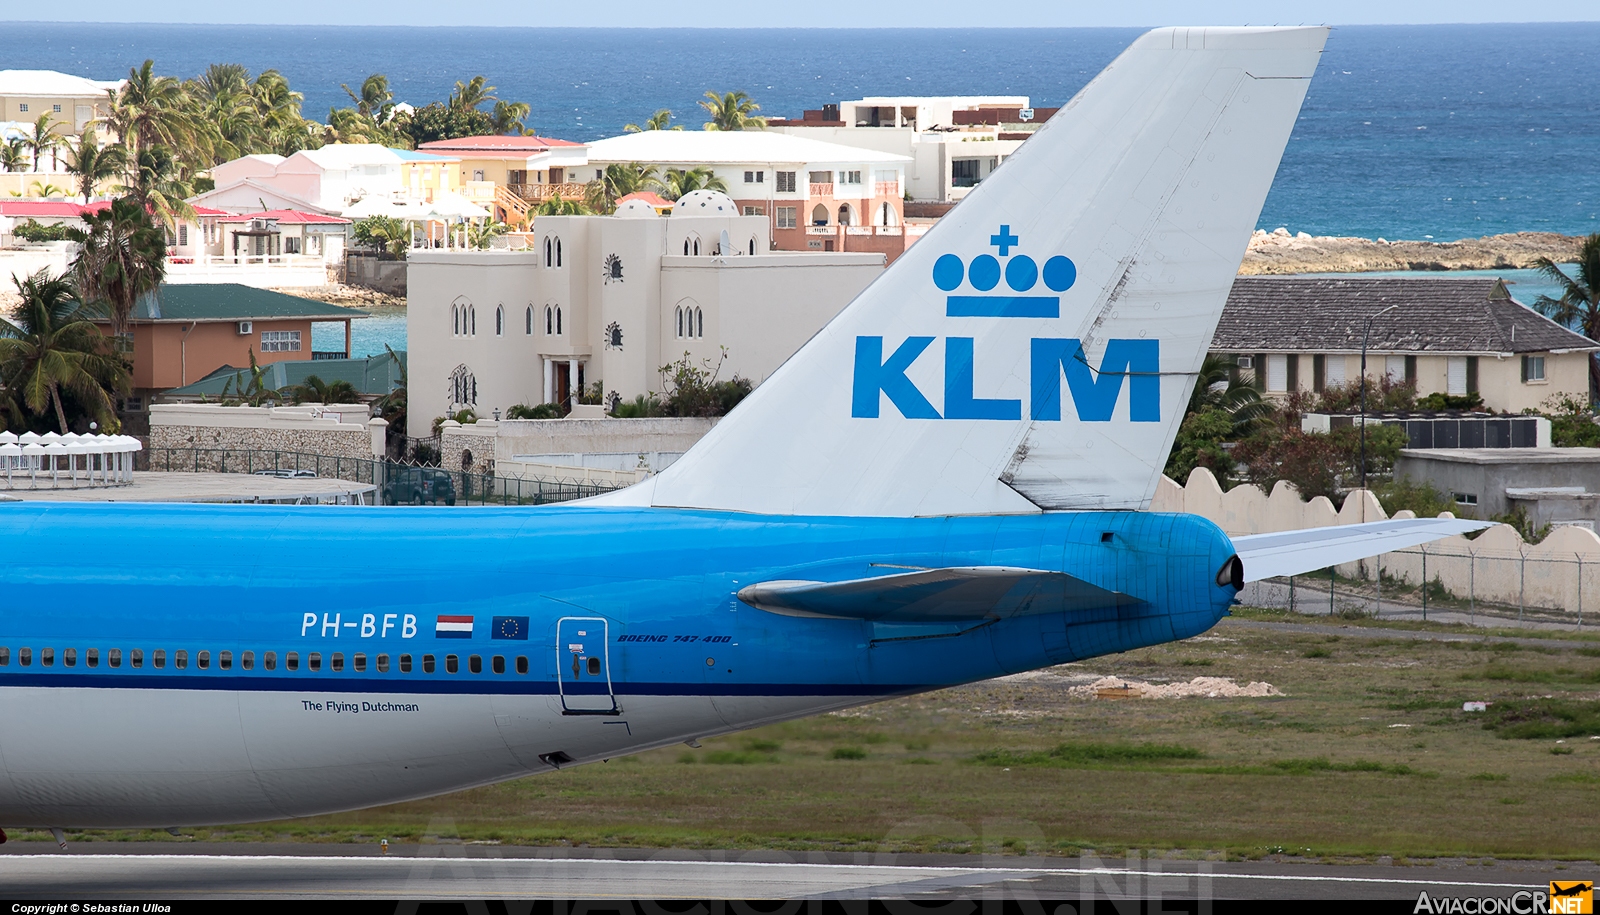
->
659;166;728;201
219;347;282;407
26;181;69;198
534;194;588;216
342;73;395;122
118;145;194;226
491;100;532;135
285;374;361;404
62;130;126;203
700;90;765;131
67;196;168;340
625;109;683;132
1;139;26;173
0;270;124;433
586;162;661;213
189;63;260;164
22;114;66;173
467;219;510;249
372;343;408;454
1532;233;1600;398
103;60;196;156
449;76;497;113
352;215;411;258
252;69;314;154
401;103;492;146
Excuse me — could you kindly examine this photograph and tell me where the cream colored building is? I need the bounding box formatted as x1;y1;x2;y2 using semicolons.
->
1214;277;1598;414
0;69;122;135
405;191;884;436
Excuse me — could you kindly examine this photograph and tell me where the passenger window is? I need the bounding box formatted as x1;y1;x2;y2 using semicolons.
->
42;648;55;667
175;650;186;670
264;651;276;671
331;653;344;672
153;649;165;669
469;655;482;674
309;652;322;672
220;650;232;670
400;654;412;673
286;652;299;671
587;657;601;675
19;647;31;667
198;651;210;670
516;656;528;675
131;648;142;668
446;654;459;674
87;648;99;668
422;654;435;674
109;648;121;668
64;648;76;667
354;653;367;672
241;651;253;671
376;654;389;673
492;655;505;674
0;647;8;666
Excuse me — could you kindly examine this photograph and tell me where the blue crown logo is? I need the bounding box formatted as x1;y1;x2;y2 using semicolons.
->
931;225;1075;318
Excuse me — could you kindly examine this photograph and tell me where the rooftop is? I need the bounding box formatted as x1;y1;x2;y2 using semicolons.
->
291;144;403;170
0;200;100;219
388;147;460;162
164;349;405;399
216;209;350;225
0;69;123;98
1216;276;1599;356
120;285;368;323
418;135;583;155
584;130;911;166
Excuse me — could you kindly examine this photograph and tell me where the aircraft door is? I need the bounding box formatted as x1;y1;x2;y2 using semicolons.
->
557;617;618;715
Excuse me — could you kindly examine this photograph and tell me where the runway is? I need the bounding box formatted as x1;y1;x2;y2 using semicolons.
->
0;844;1582;899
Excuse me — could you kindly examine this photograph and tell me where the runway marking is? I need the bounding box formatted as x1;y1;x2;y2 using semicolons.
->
0;854;1550;891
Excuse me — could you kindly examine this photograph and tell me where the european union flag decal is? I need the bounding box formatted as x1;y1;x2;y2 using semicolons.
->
492;616;529;640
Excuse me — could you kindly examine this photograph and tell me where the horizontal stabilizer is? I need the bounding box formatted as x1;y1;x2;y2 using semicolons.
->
1233;518;1492;583
736;565;1139;623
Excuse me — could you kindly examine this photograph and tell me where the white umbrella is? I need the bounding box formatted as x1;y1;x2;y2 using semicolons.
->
342;197;426;220
422;192;491;221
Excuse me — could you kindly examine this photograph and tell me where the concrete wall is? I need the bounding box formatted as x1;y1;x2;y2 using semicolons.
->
149;403;383;465
346;254;408;296
1154;467;1600;615
0;245;71;287
1394;447;1600;519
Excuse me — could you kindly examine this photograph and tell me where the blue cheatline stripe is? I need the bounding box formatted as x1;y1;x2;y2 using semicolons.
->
946;295;1060;318
0;672;924;698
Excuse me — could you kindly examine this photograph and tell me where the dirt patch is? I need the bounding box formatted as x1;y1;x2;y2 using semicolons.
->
1070;675;1284;699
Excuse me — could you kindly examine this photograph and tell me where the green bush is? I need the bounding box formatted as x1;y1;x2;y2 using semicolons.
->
609;394;664;418
11;219;71;242
1375;478;1459;518
975;741;1202;767
506;403;563;419
829;747;867;760
1416;392;1485;411
1483;699;1600;740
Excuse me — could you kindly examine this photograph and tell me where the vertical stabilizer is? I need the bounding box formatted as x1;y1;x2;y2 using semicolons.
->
604;26;1328;517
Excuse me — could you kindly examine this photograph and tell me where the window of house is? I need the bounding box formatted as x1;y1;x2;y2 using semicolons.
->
18;104;27;113
177;224;188;247
261;330;301;353
284;237;300;254
472;169;485;181
470;306;476;335
809;171;832;186
1265;354;1288;392
495;306;503;336
840;170;862;184
743;170;764;184
676;306;684;339
1453;492;1479;506
776;206;797;229
742;206;763;216
1447;356;1468;396
525;306;533;335
52;104;61;113
775;171;797;193
1384;355;1406;381
1324;355;1347;387
694;308;704;339
555;238;562;267
749;237;757;255
556;306;562;335
544;236;552;266
1522;355;1546;383
952;159;982;187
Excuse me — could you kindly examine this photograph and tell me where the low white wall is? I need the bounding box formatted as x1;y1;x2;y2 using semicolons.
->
149;403;383;461
1158;467;1600;613
492;417;718;465
164;261;331;288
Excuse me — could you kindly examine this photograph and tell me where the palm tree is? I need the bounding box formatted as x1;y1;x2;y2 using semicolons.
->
220;347;282;407
26;181;69;199
372;343;408;455
0;270;123;433
625;109;683;132
118;146;194;227
22;114;64;173
1186;353;1273;437
586;162;661;213
699;91;765;131
62;130;126;203
342;74;395;123
1532;232;1600;397
449;76;497;113
659;166;728;201
534;194;588;216
190;64;261;165
491;100;532;135
467;220;510;249
285;374;360;404
1;139;26;173
103;60;195;156
67;196;167;340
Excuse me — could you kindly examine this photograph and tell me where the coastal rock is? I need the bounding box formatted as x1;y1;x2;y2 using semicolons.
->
1239;231;1582;275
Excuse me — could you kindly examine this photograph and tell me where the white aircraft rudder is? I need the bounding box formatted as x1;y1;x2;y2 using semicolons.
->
622;26;1329;517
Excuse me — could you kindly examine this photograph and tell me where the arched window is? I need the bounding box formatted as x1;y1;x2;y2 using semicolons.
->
692;238;700;256
683;238;690;255
676;306;684;339
555;237;563;267
452;306;459;335
748;237;757;255
695;307;704;338
555;306;563;335
811;204;829;226
469;306;476;336
543;236;552;266
877;201;897;227
837;204;853;226
449;364;477;406
525;306;533;335
495;306;503;336
545;305;553;335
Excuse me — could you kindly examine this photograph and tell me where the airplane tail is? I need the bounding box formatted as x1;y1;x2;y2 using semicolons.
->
606;26;1328;517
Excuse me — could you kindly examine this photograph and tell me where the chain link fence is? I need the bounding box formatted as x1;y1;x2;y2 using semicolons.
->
139;447;624;506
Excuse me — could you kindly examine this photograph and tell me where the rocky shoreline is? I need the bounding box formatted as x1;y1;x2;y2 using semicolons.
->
1239;229;1582;275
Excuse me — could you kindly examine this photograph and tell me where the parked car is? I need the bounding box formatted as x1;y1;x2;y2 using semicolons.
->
384;467;457;506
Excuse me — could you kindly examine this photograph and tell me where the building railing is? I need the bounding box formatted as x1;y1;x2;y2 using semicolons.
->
874;181;900;198
809;183;834;197
167;254;328;269
806;225;838;236
310;351;348;361
506;182;592;203
139;447;625;506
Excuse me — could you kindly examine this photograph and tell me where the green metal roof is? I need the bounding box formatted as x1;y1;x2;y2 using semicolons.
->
162;349;406;400
132;284;369;322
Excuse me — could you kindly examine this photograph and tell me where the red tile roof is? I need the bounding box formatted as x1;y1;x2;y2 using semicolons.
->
0;200;96;218
418;135;583;154
616;191;671;208
217;209;350;225
192;205;231;217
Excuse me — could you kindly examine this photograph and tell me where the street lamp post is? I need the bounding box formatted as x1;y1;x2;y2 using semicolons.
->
1359;303;1401;493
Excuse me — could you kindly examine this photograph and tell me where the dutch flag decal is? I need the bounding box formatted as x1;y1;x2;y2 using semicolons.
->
435;615;474;639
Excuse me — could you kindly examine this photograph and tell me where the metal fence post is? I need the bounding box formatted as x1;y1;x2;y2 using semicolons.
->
1375;555;1382;619
1288;575;1295;613
1577;553;1584;631
1329;566;1335;616
1519;554;1526;622
1421;548;1427;622
1469;551;1476;626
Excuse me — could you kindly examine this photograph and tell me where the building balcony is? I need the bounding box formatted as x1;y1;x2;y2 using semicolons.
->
806;225;838;236
506;182;593;203
875;181;900;198
809;183;834;197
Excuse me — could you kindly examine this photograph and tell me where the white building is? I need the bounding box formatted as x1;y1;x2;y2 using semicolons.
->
405;191;884;436
582;130;917;263
193;144;407;215
769;96;1055;202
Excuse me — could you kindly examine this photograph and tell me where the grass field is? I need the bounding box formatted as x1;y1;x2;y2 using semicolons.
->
41;608;1600;860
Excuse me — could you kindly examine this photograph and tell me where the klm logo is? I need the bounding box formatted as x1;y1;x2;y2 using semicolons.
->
851;226;1159;423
